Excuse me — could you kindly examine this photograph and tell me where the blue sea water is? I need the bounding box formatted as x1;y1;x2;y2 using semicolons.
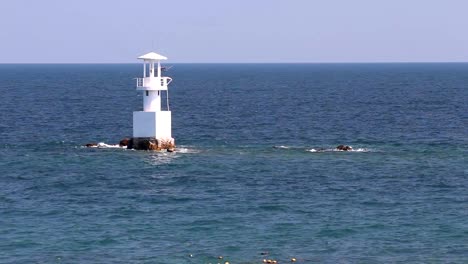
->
0;63;467;263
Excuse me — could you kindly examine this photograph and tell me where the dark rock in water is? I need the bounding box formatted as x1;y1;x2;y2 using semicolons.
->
147;140;158;150
127;138;134;149
119;138;129;147
85;138;175;151
127;137;175;151
336;145;353;151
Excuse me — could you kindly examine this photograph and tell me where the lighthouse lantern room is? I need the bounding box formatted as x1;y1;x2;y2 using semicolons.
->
131;52;175;150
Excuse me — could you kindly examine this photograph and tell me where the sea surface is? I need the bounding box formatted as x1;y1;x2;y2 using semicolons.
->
0;63;467;263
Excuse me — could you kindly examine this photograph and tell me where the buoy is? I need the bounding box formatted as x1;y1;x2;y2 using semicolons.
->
291;257;297;262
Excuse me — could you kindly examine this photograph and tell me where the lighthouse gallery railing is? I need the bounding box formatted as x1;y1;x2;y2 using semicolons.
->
136;77;172;88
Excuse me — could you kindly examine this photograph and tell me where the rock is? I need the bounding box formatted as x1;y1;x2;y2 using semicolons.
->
119;138;129;147
127;137;175;151
147;141;158;150
126;138;134;149
336;145;353;151
85;143;97;147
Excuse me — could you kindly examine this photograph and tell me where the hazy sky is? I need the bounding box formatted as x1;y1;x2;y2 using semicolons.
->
1;0;467;63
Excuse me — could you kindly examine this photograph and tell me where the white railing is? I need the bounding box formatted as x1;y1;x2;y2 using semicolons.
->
163;77;173;86
136;78;144;87
136;77;172;88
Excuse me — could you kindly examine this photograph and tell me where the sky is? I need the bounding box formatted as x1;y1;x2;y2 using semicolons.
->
1;0;468;63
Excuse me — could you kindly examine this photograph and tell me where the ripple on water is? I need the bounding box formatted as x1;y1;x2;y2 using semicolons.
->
1;64;467;262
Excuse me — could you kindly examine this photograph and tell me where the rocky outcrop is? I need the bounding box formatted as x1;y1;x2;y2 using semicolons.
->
85;138;175;151
336;145;353;151
127;137;175;151
119;138;129;147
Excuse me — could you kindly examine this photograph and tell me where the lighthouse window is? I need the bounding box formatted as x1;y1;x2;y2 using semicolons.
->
146;91;149;96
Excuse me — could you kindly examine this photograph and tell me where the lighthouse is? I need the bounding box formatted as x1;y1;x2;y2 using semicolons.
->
128;52;175;151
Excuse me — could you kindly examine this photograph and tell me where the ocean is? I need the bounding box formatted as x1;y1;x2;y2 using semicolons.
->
0;63;467;263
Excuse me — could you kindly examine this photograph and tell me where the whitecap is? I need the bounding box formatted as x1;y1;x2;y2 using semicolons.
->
331;147;370;152
274;145;290;149
146;153;176;165
351;148;370;152
306;147;372;153
97;142;124;148
86;142;126;149
176;147;199;154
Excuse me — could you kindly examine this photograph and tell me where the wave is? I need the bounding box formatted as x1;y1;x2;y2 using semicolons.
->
306;147;370;153
176;146;200;154
273;145;291;149
85;142;126;149
144;147;198;165
274;145;371;153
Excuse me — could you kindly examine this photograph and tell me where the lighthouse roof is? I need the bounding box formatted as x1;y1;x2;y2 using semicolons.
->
138;52;167;61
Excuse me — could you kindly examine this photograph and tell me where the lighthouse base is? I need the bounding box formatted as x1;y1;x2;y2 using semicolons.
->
127;137;175;151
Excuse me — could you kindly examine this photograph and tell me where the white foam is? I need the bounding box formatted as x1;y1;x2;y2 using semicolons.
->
85;142;126;149
333;147;370;152
306;147;371;153
351;148;369;152
98;142;125;148
274;145;290;149
176;147;199;154
146;153;176;165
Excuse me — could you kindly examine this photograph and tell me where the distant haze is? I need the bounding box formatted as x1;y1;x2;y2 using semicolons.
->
1;0;467;63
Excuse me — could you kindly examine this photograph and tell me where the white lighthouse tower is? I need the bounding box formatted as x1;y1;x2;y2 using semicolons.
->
131;52;175;150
